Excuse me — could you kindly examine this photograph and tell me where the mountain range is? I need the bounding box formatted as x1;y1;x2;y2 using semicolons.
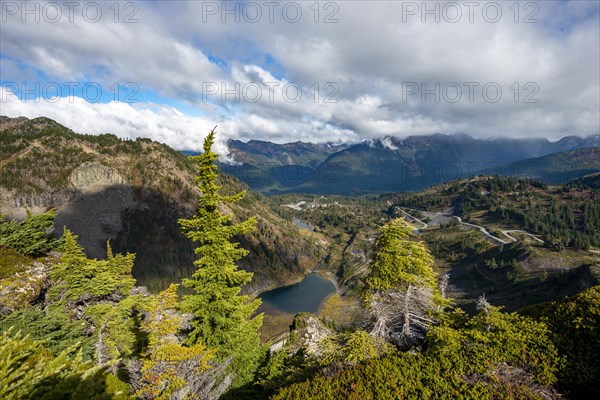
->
220;134;599;194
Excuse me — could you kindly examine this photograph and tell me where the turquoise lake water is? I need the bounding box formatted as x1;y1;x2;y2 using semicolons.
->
258;273;335;314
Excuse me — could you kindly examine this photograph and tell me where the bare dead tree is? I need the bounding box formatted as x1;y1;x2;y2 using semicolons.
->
369;284;437;348
127;354;232;400
173;357;232;400
439;273;450;299
477;294;491;314
94;316;111;369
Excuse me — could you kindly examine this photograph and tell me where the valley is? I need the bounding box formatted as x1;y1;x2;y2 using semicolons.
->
1;117;598;323
1;116;598;398
267;175;599;318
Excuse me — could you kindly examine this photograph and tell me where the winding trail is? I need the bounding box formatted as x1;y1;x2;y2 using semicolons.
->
453;216;507;245
398;207;544;246
396;208;428;229
501;230;544;244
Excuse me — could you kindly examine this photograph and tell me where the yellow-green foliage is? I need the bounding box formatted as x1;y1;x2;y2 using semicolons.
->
365;219;437;293
145;284;182;340
85;294;146;364
344;330;394;363
528;285;600;387
104;374;132;400
272;306;560;400
0;247;32;279
49;230;136;301
137;284;213;400
0;329;111;400
0;305;93;359
271;351;552;400
428;306;560;386
46;230;143;365
316;330;393;366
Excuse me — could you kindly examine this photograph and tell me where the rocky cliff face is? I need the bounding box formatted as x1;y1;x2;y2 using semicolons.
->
0;116;322;292
70;162;129;192
1;162;134;259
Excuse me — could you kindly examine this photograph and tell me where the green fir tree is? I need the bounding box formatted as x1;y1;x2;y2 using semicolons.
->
178;128;263;388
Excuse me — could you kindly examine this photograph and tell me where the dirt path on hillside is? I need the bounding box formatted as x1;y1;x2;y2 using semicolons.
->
397;207;543;246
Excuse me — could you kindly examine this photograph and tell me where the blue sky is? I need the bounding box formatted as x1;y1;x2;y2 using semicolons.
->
1;0;598;154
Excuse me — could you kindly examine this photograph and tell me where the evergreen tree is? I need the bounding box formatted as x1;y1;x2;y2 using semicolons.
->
364;219;444;347
0;305;93;360
533;286;600;388
0;209;63;256
49;230;144;367
49;230;136;302
134;284;218;400
0;329;122;400
364;219;437;293
178;128;263;388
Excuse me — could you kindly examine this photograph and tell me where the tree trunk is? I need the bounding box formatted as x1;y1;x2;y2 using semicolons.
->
402;284;414;343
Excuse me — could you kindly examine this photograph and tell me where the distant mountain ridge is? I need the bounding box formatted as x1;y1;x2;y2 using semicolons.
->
489;147;600;184
217;133;599;194
227;139;349;167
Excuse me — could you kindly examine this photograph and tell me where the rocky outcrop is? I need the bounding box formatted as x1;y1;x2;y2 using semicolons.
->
1;162;134;258
69;162;128;193
285;313;333;356
1;162;130;219
0;261;51;315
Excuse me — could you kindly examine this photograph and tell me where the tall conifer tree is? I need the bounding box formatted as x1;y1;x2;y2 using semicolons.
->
178;128;263;388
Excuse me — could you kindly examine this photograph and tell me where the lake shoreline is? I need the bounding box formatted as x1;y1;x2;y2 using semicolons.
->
258;272;335;314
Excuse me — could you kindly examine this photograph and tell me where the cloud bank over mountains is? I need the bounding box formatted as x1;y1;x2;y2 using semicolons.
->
1;1;598;154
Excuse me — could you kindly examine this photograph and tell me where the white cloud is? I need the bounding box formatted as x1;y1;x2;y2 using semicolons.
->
380;137;399;151
0;0;598;144
0;88;233;159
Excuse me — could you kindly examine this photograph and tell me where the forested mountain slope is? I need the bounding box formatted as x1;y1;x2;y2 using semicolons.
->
1;126;599;399
384;176;600;310
0;116;322;292
270;176;600;312
489;147;600;184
